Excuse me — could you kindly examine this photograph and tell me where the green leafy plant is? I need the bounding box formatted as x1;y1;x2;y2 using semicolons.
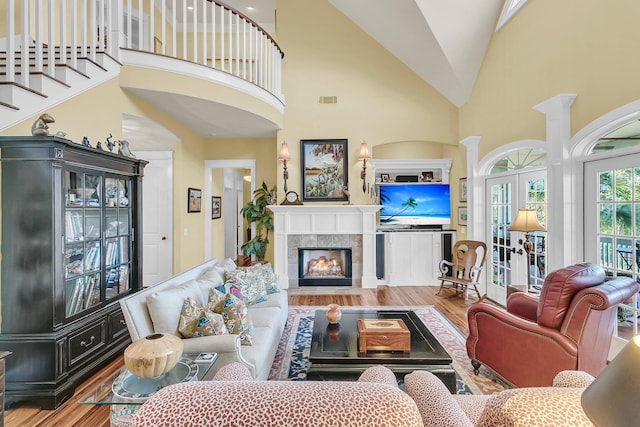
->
240;181;276;260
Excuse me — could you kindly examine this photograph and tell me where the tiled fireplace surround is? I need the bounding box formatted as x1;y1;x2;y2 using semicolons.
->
290;234;360;287
268;205;381;289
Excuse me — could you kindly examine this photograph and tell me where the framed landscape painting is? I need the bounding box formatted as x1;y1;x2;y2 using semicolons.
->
300;139;348;202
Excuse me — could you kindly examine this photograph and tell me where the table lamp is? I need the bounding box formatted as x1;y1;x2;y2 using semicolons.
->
508;208;547;286
581;334;640;426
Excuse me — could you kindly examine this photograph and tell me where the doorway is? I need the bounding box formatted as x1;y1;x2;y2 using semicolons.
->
204;160;256;260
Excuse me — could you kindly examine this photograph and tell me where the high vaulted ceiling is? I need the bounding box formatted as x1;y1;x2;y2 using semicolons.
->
229;0;503;107
124;1;506;144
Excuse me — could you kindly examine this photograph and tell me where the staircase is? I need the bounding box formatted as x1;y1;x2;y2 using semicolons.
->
0;44;121;131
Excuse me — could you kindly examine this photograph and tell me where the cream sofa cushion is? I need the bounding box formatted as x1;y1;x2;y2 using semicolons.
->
146;280;202;336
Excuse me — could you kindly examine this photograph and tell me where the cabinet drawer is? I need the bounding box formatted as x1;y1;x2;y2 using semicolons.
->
68;321;106;366
109;310;129;341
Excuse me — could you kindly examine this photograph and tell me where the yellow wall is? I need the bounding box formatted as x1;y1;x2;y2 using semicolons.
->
0;78;207;274
461;0;640;159
276;0;459;206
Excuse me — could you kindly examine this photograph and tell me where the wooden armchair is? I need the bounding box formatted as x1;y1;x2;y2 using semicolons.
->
437;240;487;300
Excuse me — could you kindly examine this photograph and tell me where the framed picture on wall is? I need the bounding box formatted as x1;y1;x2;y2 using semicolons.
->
300;139;348;202
458;207;468;225
211;196;221;219
187;187;202;213
460;178;468;202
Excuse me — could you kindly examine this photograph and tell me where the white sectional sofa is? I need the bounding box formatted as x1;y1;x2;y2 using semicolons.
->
119;259;288;380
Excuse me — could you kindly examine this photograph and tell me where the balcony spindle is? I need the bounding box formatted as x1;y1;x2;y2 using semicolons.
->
192;0;197;63
80;0;87;58
138;0;143;50
59;0;67;66
219;5;224;72
20;0;30;87
201;0;206;65
171;0;176;57
70;0;78;70
35;0;43;73
182;0;186;60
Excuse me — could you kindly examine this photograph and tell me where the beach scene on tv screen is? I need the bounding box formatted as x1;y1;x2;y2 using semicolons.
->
379;183;451;225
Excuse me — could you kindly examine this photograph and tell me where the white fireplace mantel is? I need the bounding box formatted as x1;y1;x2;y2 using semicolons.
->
268;205;381;289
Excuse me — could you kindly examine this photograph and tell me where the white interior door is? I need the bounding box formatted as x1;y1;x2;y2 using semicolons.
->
141;152;173;286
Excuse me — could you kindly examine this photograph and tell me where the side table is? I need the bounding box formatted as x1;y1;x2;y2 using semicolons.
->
0;352;10;427
78;353;217;427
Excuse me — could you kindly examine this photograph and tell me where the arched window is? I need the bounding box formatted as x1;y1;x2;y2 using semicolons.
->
490;148;546;174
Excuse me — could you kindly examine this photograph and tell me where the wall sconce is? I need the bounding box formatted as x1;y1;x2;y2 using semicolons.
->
278;141;290;192
358;141;371;192
508;208;547;287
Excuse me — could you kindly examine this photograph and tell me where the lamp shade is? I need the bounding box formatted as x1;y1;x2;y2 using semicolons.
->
581;335;640;426
278;142;290;161
358;142;371;161
508;209;547;232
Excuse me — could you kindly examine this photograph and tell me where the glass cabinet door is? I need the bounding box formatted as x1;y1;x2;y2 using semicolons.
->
104;177;132;300
64;170;103;317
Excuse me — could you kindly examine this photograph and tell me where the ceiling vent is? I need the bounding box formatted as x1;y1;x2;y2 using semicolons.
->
319;96;338;104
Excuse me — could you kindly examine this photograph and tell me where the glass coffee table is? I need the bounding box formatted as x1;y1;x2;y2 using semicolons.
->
308;309;456;392
78;353;217;427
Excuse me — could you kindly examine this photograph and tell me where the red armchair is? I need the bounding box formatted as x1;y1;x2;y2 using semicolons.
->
466;262;638;387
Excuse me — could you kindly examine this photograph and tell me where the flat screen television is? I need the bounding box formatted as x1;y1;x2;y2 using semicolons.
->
378;182;451;229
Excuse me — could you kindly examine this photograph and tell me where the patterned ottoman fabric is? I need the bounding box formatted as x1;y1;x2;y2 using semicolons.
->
477;387;594;427
357;365;399;387
131;380;423;427
404;370;475;427
212;362;254;381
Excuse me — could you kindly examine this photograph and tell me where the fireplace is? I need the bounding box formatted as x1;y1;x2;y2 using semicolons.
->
298;248;352;286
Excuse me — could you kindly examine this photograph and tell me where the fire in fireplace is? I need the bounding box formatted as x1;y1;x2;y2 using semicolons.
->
298;247;352;286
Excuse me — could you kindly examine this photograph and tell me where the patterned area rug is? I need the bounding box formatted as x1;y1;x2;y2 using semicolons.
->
268;306;508;395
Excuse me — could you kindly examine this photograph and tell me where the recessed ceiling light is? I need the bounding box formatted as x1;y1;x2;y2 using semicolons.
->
187;6;193;10
246;6;255;11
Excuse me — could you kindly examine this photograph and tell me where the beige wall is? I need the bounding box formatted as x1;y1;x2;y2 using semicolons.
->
276;0;459;206
461;0;640;159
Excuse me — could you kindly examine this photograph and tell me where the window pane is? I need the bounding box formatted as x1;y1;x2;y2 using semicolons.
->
599;203;613;234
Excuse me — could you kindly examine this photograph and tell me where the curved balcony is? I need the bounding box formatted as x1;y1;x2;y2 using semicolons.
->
0;0;284;134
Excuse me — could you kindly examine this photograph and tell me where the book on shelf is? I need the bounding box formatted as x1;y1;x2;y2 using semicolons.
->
65;211;83;241
68;278;84;316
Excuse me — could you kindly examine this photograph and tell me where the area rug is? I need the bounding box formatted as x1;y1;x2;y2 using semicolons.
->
268;306;508;395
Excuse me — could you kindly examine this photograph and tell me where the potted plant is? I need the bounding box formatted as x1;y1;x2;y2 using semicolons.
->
240;181;276;261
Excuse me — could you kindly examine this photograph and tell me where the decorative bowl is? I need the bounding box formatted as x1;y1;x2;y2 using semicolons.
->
123;333;184;378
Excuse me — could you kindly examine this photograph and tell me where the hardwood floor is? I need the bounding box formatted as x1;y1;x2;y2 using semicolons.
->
5;285;475;427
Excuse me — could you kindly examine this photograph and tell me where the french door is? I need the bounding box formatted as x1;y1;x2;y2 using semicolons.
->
486;169;546;306
584;153;640;342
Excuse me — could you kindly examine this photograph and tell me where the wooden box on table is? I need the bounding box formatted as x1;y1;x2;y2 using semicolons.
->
357;319;410;353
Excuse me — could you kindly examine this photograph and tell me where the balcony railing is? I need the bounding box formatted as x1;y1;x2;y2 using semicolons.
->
1;0;283;100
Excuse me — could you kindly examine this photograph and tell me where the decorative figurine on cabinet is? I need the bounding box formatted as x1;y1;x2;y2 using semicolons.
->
117;140;136;158
31;113;55;136
105;133;116;152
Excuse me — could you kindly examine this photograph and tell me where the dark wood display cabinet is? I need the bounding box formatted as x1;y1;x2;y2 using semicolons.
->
0;136;147;409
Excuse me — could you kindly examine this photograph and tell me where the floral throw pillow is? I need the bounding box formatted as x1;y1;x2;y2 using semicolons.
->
178;297;228;338
257;262;281;294
224;269;268;305
212;287;254;345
